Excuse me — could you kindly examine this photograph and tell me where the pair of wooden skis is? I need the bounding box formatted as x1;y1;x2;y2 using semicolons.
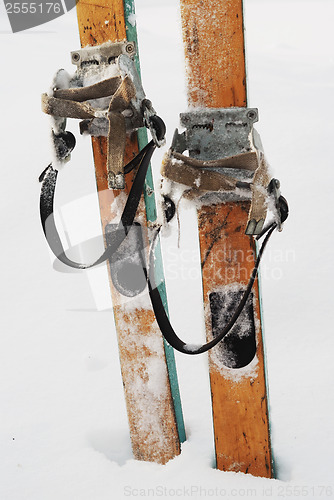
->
61;0;273;477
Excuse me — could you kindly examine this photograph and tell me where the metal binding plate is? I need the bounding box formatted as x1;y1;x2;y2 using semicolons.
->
68;41;145;136
71;41;136;66
179;108;259;161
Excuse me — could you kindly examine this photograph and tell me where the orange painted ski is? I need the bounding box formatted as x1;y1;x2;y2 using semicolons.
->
179;0;273;477
75;0;184;464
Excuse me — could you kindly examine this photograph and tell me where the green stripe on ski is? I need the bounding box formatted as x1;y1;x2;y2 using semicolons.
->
255;240;276;477
124;0;186;444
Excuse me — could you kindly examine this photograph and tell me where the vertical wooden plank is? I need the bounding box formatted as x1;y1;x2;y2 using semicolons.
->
180;0;247;108
198;203;272;476
75;0;182;464
179;0;273;477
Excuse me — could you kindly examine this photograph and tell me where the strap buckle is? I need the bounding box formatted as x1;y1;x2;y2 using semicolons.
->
142;100;166;148
268;179;289;231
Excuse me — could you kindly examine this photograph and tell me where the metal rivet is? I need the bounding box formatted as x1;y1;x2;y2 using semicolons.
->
247;110;257;121
126;43;134;54
72;52;80;63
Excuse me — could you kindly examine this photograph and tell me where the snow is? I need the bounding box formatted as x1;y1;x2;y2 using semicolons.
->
183;343;201;353
127;13;136;28
1;0;334;498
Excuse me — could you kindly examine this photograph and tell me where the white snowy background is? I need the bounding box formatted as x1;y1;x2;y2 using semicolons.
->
1;0;334;498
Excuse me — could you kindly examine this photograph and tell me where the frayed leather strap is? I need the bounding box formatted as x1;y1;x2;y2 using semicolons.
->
42;75;137;190
161;148;271;235
40;141;155;269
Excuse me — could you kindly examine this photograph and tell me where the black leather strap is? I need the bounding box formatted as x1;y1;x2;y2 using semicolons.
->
147;223;276;355
40;140;155;269
40;108;287;357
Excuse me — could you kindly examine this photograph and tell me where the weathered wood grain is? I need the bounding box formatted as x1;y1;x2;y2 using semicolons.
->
76;0;181;464
180;0;273;476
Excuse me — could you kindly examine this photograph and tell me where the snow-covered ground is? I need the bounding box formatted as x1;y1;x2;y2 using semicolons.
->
1;0;334;498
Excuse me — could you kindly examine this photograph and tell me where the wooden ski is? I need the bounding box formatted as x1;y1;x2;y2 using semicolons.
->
179;0;273;477
75;0;185;464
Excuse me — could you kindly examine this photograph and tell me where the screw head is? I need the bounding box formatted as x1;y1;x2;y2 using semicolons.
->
72;52;80;63
125;43;134;54
247;110;257;121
